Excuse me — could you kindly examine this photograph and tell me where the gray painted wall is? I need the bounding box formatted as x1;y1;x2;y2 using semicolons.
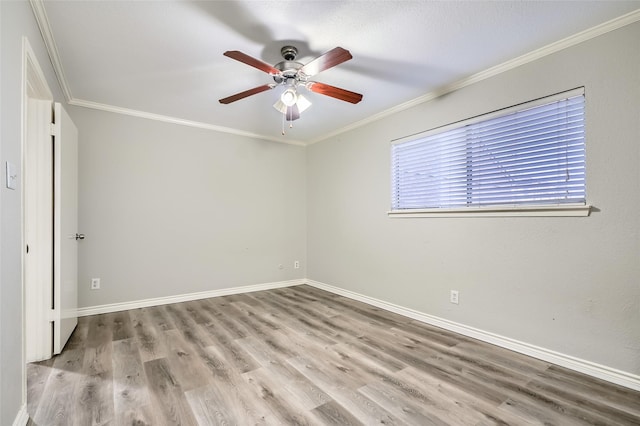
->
0;2;66;424
307;22;640;375
69;106;307;308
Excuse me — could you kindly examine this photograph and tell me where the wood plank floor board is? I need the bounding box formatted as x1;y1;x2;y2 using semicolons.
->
85;313;115;348
326;342;408;386
231;301;285;333
207;299;270;341
379;366;516;425
394;366;541;425
263;362;333;411
184;382;273;425
229;313;300;360
358;378;459;426
463;367;626;425
249;296;340;347
447;341;552;380
184;348;277;424
280;335;374;391
145;305;176;332
27;285;640;425
181;300;213;325
143;358;199;426
128;308;168;362
26;358;54;417
335;335;410;373
111;311;135;342
82;340;113;377
497;397;588;426
112;338;156;426
536;365;640;414
32;348;85;426
403;319;480;346
163;303;214;349
287;355;401;425
235;335;291;368
201;322;261;374
524;378;640;425
309;400;364;426
264;291;340;325
73;370;114;426
241;367;323;425
428;346;541;388
163;329;213;392
285;286;414;327
196;298;251;339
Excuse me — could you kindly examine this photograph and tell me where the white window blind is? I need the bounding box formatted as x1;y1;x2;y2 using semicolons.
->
391;89;586;211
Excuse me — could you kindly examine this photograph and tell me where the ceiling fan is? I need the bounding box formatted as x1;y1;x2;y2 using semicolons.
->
219;45;363;122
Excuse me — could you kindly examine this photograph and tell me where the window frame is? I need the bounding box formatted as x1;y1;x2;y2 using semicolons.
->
388;88;591;218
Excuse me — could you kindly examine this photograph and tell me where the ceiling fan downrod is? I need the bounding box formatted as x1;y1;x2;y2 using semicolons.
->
280;46;298;61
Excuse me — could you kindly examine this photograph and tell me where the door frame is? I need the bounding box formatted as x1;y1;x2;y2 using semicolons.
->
21;35;54;403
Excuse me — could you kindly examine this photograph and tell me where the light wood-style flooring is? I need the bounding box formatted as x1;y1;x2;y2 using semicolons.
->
27;285;640;425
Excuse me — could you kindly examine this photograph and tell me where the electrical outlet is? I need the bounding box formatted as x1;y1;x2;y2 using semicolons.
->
450;290;459;304
294;260;300;269
91;278;101;290
278;264;284;270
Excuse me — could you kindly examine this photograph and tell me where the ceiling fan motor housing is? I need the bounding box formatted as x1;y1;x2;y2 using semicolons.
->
273;61;304;84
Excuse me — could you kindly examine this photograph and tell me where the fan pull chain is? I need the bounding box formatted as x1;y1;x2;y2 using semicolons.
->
281;111;285;135
281;113;294;135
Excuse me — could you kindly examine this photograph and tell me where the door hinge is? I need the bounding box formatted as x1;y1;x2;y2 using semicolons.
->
50;122;58;136
47;309;56;322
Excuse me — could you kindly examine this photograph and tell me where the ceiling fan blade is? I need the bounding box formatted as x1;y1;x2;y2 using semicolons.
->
219;84;274;104
299;47;353;76
286;104;300;121
306;81;363;104
223;50;280;75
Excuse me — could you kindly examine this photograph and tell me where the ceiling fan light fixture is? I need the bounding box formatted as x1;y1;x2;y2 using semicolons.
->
273;93;311;115
280;88;297;106
295;93;312;113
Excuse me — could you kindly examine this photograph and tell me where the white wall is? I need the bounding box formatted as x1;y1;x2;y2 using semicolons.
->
307;22;640;375
68;106;307;308
0;2;66;424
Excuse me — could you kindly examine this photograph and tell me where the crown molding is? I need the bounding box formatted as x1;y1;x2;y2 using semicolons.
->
68;98;307;146
29;0;73;102
308;8;640;145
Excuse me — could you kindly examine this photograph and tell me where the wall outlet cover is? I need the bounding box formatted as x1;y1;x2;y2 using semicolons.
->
91;278;101;290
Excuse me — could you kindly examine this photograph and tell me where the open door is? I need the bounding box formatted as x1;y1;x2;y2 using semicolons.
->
52;102;78;354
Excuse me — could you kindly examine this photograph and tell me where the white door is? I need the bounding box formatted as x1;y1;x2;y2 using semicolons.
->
24;99;55;362
53;102;79;354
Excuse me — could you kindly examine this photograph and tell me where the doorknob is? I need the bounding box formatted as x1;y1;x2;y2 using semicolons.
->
75;233;85;240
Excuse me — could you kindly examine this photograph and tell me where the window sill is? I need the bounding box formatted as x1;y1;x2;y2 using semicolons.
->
388;204;591;218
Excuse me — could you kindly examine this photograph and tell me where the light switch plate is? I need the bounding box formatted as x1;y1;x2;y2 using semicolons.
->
5;162;17;190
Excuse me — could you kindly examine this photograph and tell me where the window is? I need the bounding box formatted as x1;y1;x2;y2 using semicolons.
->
390;88;590;217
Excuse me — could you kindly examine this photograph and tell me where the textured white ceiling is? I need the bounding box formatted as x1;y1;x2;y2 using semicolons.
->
40;1;640;144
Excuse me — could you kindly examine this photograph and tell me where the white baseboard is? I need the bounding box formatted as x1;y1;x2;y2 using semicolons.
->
12;404;29;426
306;279;640;392
76;279;304;317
